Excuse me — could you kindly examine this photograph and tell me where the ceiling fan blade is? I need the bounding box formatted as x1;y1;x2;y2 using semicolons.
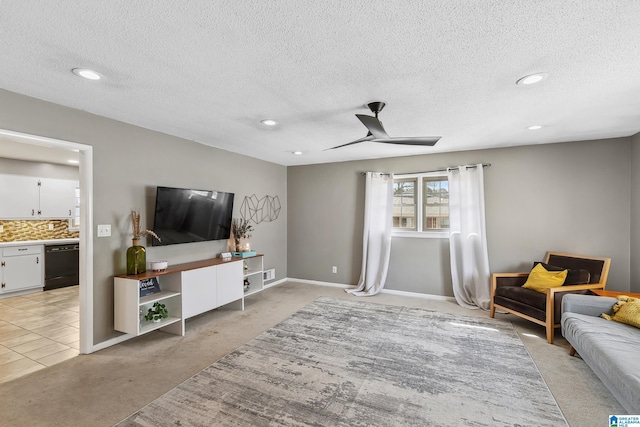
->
372;136;441;146
325;134;375;150
356;114;389;140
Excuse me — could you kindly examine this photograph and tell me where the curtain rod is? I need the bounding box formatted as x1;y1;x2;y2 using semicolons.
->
361;163;491;176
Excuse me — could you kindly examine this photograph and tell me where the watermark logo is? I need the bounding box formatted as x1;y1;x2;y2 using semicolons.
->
611;415;640;427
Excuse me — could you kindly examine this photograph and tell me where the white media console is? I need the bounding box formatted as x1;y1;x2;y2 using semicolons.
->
114;255;264;337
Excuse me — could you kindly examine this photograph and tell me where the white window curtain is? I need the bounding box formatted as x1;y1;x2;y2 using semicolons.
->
447;164;491;309
347;172;394;296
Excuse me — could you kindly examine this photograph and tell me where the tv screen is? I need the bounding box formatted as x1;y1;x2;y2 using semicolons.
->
152;186;234;246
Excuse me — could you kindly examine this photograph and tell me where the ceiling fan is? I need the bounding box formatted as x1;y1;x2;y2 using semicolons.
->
327;101;441;150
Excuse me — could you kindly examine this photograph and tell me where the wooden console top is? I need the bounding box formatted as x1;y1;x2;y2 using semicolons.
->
591;289;640;299
114;254;263;280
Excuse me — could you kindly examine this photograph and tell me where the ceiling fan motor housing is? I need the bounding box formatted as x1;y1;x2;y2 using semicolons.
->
367;101;385;115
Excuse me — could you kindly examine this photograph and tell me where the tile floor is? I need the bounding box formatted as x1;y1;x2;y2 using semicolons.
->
0;286;79;384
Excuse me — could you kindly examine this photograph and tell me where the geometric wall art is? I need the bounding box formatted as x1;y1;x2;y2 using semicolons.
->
240;195;281;224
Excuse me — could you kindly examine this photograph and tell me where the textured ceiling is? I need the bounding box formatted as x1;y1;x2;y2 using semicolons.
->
1;1;639;166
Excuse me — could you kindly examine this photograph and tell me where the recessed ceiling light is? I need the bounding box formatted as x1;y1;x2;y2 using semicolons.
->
72;68;102;80
260;119;278;126
292;151;302;155
527;125;542;130
67;159;79;164
516;72;549;86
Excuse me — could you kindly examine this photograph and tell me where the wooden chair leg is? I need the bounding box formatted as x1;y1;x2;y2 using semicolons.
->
489;302;496;318
569;345;576;356
546;325;554;344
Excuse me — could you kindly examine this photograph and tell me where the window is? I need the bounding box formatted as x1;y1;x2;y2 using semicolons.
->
423;177;449;230
393;178;416;230
69;186;80;231
393;172;449;237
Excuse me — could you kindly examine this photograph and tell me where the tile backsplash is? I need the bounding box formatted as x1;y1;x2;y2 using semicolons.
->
0;220;79;242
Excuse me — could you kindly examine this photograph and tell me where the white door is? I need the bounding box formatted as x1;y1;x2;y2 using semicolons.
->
217;261;243;307
181;266;217;319
0;174;39;218
39;178;77;218
2;252;43;292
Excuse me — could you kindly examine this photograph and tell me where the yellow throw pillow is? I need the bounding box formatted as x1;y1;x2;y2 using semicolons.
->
522;263;568;293
601;296;640;328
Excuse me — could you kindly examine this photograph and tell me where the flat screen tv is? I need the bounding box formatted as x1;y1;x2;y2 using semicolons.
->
152;186;234;246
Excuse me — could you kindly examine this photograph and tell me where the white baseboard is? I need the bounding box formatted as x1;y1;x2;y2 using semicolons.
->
89;333;133;353
287;278;351;289
286;277;455;301
380;288;456;302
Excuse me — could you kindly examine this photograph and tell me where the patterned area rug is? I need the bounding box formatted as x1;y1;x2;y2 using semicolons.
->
116;297;567;426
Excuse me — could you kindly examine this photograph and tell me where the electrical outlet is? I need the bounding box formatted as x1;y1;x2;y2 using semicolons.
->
97;224;111;237
332;266;337;274
48;223;54;231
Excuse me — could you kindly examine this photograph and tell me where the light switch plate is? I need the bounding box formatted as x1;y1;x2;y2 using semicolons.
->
97;224;111;237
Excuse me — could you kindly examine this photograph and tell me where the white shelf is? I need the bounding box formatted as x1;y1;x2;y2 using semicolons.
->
243;270;262;278
114;275;183;337
140;291;180;306
241;256;264;308
139;316;182;335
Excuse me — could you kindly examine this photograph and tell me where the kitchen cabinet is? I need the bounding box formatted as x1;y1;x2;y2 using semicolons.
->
1;245;44;295
0;174;78;219
39;178;77;218
0;175;39;218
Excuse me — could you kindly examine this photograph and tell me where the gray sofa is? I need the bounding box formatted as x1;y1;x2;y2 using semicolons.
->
561;294;640;414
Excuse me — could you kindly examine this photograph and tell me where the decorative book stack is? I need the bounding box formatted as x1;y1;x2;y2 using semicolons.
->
232;251;257;258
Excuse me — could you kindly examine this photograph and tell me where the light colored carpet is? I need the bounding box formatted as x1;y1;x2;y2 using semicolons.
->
117;297;567;426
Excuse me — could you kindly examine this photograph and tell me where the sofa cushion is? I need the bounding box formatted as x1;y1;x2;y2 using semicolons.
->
494;285;547;322
496;285;587;324
562;312;640;413
546;254;605;283
523;263;567;293
533;262;591;285
496;285;546;311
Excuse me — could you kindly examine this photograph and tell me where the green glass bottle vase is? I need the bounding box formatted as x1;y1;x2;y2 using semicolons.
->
126;238;146;275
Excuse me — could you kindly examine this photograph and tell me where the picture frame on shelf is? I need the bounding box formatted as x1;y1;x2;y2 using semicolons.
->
139;277;161;297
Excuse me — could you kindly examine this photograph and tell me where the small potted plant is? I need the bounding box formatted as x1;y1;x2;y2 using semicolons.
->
144;301;169;323
231;218;254;252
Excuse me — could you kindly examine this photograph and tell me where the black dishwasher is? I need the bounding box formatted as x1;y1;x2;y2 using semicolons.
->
44;244;79;290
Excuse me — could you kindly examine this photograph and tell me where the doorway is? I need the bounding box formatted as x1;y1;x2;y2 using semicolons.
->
0;129;93;356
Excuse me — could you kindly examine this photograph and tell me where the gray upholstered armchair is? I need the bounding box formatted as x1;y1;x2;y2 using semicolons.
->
489;252;611;343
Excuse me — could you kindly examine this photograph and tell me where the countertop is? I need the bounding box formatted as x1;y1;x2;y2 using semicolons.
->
0;239;80;248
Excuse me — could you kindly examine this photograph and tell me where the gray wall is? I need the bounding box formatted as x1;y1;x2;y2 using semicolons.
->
1;86;635;346
289;137;631;294
0;157;79;180
0;89;288;345
631;132;640;293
